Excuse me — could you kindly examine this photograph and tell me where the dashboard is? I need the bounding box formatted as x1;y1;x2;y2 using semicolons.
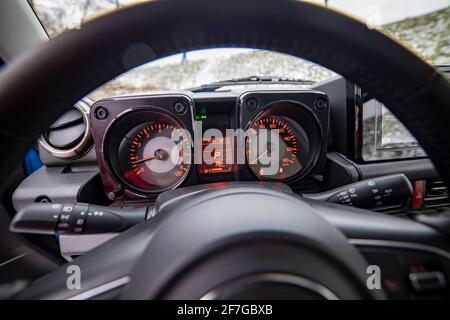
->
90;90;329;203
6;65;450;297
10;69;450;268
13;68;449;215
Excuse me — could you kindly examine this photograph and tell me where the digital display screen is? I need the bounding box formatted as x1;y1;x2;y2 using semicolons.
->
194;101;236;178
199;137;234;174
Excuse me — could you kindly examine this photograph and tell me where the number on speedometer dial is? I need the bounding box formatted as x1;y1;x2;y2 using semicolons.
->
247;116;310;181
117;122;191;193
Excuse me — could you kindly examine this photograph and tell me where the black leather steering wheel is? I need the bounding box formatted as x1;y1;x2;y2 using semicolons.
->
1;0;450;299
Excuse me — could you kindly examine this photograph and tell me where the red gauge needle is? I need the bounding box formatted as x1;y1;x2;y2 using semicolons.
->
131;156;155;165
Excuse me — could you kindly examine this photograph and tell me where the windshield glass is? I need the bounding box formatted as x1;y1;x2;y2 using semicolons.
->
30;0;450;99
88;49;335;100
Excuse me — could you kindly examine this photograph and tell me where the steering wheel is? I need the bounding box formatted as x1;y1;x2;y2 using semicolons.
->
1;0;450;300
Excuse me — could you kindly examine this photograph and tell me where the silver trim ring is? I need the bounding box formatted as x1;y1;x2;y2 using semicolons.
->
100;100;194;197
39;98;93;159
200;273;339;300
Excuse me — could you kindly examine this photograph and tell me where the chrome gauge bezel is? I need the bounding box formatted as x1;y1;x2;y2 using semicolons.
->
103;106;192;196
245;100;323;183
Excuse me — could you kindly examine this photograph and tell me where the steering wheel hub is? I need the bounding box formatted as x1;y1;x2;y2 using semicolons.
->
123;184;381;299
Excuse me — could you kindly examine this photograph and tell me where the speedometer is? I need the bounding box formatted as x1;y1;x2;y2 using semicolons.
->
247;115;310;181
116;121;191;193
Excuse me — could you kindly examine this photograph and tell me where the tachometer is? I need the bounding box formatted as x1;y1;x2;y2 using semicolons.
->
247;116;310;181
116;121;191;193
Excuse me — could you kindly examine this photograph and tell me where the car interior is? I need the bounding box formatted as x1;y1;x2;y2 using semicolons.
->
0;0;450;300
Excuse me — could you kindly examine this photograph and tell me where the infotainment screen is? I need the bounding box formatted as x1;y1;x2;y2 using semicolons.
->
361;98;427;161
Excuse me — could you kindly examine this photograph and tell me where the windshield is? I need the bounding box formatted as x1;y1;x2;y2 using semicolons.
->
30;0;450;99
87;49;335;100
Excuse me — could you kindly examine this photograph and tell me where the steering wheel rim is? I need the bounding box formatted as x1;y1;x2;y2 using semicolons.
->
1;0;450;300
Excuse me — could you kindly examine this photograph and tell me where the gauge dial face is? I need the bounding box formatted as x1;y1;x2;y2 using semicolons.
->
247;116;310;181
117;122;191;193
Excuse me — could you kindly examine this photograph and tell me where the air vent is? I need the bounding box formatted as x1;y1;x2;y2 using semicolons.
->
424;180;450;209
39;99;93;159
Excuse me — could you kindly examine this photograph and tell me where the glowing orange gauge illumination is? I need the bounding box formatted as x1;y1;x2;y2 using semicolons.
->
117;121;191;192
247;115;309;181
199;138;234;175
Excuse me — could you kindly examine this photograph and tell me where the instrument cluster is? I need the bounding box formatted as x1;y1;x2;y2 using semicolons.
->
90;91;330;202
